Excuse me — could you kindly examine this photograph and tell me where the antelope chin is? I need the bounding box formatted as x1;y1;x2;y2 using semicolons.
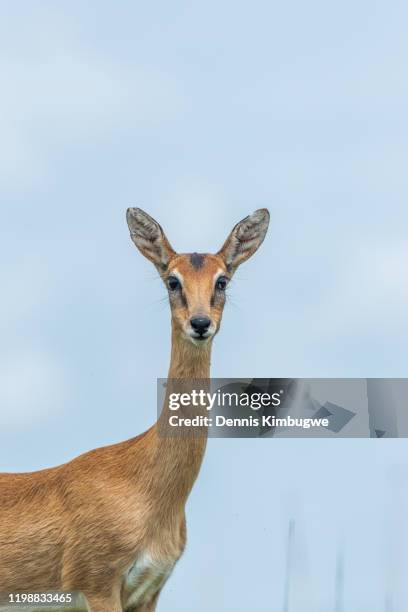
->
187;332;213;346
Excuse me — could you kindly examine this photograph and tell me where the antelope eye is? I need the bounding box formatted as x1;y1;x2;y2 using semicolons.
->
168;276;181;291
216;276;228;291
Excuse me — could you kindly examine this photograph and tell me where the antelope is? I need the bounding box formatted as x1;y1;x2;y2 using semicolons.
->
0;208;270;611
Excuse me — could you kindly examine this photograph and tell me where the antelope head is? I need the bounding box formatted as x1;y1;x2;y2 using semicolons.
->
126;208;270;346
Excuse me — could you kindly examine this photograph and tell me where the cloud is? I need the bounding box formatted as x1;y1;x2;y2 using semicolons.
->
0;8;186;192
284;237;407;344
0;348;66;429
158;179;231;252
0;254;51;336
0;254;66;429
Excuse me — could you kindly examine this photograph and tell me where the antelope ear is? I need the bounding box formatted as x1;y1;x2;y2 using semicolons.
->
217;209;270;271
126;208;176;272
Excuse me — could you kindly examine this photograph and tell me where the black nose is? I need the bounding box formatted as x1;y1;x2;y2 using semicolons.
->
190;316;211;336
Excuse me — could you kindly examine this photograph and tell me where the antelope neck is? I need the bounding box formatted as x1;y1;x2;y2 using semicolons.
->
142;326;212;512
168;327;212;379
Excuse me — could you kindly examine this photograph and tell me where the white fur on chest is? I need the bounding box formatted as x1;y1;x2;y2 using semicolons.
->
123;551;175;608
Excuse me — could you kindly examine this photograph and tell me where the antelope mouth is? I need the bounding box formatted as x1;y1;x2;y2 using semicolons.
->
187;330;214;345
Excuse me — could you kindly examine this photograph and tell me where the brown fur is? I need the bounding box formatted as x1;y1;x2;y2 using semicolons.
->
0;331;209;611
0;208;269;611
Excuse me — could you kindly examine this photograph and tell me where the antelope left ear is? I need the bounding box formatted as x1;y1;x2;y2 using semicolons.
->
126;208;176;272
217;208;270;272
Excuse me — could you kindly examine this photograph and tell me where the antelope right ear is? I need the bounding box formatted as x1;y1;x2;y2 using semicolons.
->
126;208;176;272
217;208;270;272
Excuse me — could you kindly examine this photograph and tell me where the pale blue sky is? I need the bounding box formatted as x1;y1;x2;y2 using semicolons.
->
0;2;407;610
